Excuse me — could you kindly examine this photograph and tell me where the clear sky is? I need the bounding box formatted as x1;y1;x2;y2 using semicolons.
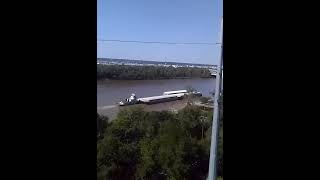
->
97;0;222;65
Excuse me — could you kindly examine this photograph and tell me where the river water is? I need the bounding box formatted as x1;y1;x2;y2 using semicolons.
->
97;78;216;120
97;78;216;107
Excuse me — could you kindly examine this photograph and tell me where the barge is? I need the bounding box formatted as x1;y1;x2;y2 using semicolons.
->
138;93;185;104
163;90;202;96
163;90;187;95
118;90;202;106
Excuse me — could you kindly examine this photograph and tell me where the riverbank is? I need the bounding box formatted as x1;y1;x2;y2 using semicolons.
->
97;96;214;121
97;99;190;121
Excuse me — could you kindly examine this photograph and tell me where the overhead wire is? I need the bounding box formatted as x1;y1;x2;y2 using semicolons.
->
97;39;219;45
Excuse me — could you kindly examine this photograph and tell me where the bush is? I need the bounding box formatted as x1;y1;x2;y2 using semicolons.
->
200;96;211;104
97;106;222;179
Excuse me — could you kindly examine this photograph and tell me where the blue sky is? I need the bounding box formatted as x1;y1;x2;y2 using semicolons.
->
97;0;222;65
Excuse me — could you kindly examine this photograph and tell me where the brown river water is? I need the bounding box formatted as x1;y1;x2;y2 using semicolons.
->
97;78;216;120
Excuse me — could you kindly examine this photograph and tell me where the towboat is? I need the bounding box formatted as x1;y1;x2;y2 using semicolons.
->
119;93;138;106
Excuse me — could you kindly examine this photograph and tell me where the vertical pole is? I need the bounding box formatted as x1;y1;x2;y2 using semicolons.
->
208;17;223;180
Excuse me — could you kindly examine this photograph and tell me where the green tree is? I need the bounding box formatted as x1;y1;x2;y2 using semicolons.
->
185;85;197;105
97;105;219;180
199;96;211;104
97;64;212;80
136;138;161;179
157;119;188;179
97;113;108;140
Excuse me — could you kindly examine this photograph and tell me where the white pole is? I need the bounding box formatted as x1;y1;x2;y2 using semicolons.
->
208;17;223;180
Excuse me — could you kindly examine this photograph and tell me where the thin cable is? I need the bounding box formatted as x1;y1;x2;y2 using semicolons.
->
97;39;219;45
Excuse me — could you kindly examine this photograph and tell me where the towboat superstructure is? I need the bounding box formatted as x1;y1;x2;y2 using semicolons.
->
119;93;138;106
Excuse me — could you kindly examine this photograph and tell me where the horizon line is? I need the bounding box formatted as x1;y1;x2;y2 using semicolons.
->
97;57;217;66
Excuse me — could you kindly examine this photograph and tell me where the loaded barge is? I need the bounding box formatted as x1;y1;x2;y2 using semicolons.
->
119;90;202;106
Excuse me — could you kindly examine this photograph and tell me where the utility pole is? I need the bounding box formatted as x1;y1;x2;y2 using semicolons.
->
208;17;223;180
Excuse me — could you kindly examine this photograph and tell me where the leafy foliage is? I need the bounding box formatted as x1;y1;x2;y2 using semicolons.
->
97;105;223;179
200;96;211;104
97;64;212;80
97;113;108;141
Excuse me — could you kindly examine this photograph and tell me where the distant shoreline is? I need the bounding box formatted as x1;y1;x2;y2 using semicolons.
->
97;64;215;80
97;58;217;67
97;76;214;81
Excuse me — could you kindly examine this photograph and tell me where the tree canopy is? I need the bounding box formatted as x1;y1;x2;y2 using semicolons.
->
97;105;223;179
97;64;212;80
